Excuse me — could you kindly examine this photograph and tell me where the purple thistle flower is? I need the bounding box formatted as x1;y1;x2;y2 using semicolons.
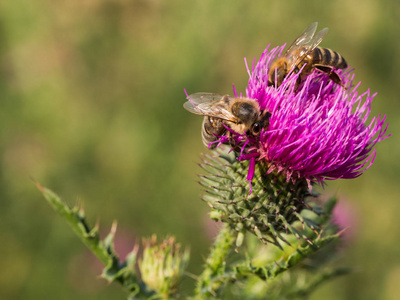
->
226;44;390;188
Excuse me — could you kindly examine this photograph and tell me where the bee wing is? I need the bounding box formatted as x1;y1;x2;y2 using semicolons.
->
183;93;223;115
183;93;238;123
285;22;329;70
284;22;319;55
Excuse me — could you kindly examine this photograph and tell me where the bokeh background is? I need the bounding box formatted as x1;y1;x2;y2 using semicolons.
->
0;0;398;299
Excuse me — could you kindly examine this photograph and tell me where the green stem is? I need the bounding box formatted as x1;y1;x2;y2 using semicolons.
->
194;223;237;299
231;233;341;281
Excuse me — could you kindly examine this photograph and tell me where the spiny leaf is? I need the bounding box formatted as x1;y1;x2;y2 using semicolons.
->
36;183;144;296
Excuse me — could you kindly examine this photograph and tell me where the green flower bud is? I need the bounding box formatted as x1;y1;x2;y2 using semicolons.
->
138;235;189;299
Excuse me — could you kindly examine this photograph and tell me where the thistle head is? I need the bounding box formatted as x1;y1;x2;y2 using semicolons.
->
228;44;390;188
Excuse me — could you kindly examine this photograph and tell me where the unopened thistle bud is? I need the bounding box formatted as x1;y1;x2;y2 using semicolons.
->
138;235;189;299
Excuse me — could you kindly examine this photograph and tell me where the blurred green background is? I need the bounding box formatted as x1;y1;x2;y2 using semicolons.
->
0;0;398;299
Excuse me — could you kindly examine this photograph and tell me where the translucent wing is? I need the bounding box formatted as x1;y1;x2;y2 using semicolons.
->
183;93;224;115
285;22;329;70
183;93;238;123
284;22;319;55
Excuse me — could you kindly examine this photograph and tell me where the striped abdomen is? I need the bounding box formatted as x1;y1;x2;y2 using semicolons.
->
311;47;347;69
201;116;227;148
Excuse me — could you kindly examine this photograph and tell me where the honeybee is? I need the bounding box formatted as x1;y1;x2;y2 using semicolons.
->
184;93;271;149
268;22;348;87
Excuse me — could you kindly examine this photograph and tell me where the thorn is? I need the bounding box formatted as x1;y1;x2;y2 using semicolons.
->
128;243;139;257
336;227;349;236
304;237;313;245
274;240;284;251
33;180;45;193
111;220;118;235
98;273;113;284
78;200;85;215
184;271;199;281
94;218;100;231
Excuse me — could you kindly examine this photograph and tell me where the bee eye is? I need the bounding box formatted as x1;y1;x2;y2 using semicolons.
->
251;122;261;135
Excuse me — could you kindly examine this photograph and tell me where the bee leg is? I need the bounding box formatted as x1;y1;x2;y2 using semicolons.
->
314;65;345;87
202;117;226;149
294;74;302;92
227;132;242;152
228;132;236;148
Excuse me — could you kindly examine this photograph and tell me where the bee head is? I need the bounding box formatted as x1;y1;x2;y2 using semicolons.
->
248;111;272;137
268;59;287;87
231;101;258;125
